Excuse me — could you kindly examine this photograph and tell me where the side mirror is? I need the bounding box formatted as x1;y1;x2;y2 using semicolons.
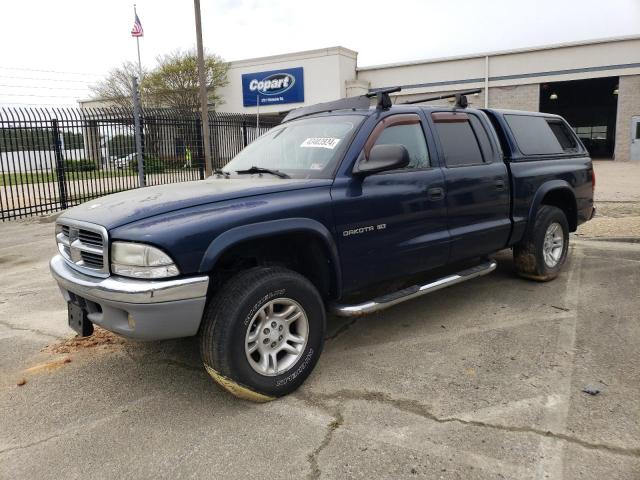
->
353;144;410;175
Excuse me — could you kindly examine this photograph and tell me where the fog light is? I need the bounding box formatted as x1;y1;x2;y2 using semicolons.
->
128;314;136;329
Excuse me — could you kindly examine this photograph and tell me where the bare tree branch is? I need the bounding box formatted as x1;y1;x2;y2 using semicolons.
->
89;51;229;111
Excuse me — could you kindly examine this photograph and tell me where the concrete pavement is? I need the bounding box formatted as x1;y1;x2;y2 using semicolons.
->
0;219;639;479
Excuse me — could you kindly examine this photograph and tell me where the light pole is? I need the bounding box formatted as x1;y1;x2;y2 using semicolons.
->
194;0;213;177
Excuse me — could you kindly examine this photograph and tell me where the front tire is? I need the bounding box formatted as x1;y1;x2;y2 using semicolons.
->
200;267;325;401
513;205;570;281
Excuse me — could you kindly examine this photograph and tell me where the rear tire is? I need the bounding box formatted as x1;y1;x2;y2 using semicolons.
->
200;267;325;401
513;205;569;281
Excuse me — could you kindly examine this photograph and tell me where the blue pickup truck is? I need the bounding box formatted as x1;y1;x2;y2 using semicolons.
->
50;90;595;401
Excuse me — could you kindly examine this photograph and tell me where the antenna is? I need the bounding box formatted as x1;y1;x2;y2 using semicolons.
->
366;86;401;110
401;89;482;108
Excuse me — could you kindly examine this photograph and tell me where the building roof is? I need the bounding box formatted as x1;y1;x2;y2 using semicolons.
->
228;46;358;69
357;34;640;72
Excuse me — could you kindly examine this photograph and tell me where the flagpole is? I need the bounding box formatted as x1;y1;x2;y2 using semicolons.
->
134;4;142;80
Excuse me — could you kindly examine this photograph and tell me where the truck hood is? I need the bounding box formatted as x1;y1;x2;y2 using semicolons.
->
59;177;332;229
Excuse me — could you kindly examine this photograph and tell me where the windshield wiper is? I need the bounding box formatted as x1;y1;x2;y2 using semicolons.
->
235;166;290;179
213;168;230;177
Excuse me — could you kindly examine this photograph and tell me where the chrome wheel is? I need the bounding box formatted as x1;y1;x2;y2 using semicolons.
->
244;298;309;376
543;222;564;267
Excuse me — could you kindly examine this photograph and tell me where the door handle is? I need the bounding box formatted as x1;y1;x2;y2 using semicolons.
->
494;180;506;191
427;187;444;201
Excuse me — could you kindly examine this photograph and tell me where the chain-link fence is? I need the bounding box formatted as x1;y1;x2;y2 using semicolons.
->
0;107;280;220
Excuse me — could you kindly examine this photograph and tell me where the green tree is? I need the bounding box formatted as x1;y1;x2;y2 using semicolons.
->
143;49;229;110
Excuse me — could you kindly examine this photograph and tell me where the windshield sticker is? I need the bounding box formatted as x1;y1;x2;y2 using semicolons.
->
300;137;340;149
309;163;324;170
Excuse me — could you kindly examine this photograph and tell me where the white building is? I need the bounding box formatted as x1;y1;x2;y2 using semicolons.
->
215;36;640;161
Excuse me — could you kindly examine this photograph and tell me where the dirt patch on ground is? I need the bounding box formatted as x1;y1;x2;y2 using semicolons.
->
576;201;640;239
43;327;126;354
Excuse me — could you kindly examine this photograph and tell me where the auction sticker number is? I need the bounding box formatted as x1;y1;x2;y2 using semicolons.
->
300;138;340;149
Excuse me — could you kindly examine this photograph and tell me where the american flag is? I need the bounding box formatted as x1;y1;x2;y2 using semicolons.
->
131;13;143;37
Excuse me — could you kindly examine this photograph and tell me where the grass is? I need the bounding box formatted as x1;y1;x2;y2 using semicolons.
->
0;170;132;186
0;168;198;186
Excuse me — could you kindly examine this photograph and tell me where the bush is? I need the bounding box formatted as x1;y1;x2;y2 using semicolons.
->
129;155;165;174
64;159;96;172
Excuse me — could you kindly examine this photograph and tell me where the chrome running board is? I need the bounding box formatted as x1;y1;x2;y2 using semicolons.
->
331;259;497;317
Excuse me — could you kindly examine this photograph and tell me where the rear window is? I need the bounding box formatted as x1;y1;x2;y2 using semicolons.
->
505;114;580;155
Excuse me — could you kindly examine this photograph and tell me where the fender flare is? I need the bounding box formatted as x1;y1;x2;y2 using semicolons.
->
198;218;342;295
528;180;577;231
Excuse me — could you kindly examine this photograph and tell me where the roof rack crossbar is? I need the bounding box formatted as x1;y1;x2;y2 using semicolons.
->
401;88;482;108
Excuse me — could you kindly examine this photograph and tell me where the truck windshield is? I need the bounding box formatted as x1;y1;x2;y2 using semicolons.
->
221;115;364;179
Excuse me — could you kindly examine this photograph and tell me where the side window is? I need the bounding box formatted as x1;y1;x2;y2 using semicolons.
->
366;115;430;169
505;114;580;155
468;115;495;161
548;120;579;152
432;113;485;167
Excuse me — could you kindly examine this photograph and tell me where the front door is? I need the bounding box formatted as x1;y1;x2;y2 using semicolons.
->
331;113;449;293
631;116;640;161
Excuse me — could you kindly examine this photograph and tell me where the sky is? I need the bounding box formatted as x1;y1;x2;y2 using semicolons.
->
0;0;638;106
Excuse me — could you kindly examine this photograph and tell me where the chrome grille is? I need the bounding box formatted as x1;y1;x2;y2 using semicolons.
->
56;219;109;277
78;230;103;247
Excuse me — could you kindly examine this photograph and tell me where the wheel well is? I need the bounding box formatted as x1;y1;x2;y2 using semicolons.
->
210;233;336;299
540;189;577;231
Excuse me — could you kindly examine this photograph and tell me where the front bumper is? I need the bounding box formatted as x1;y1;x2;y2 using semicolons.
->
50;255;209;340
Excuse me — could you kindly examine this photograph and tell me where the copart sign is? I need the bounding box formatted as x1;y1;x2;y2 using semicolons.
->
242;67;304;107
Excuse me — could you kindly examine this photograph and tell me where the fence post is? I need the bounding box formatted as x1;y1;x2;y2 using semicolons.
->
242;120;248;147
51;119;68;209
132;76;145;187
195;117;205;180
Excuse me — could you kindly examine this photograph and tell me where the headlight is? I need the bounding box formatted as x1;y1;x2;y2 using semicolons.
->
111;242;180;279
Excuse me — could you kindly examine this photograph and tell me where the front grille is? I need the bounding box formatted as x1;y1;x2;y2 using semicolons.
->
80;251;104;268
56;220;109;277
78;230;103;247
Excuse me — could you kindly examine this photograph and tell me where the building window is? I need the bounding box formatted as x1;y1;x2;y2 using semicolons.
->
575;126;608;141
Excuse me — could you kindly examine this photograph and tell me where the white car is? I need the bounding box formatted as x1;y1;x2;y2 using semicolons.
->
112;153;136;169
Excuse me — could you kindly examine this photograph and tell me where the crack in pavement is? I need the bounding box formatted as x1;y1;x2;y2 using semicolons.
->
0;320;62;340
0;432;65;456
299;389;640;460
0;395;155;457
296;394;344;480
325;317;358;341
307;414;343;480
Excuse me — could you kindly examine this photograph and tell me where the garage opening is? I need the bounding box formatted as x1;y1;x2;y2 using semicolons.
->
539;76;618;159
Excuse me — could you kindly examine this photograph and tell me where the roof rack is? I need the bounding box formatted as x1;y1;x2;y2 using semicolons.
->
365;86;402;110
401;88;482;108
282;86;403;123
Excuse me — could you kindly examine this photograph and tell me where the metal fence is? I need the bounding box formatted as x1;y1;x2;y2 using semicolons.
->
0;107;280;220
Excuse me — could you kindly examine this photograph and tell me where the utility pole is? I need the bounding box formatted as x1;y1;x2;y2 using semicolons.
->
194;0;212;177
132;76;145;187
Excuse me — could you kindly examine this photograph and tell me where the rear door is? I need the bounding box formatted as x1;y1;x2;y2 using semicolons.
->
430;111;511;261
331;113;449;292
